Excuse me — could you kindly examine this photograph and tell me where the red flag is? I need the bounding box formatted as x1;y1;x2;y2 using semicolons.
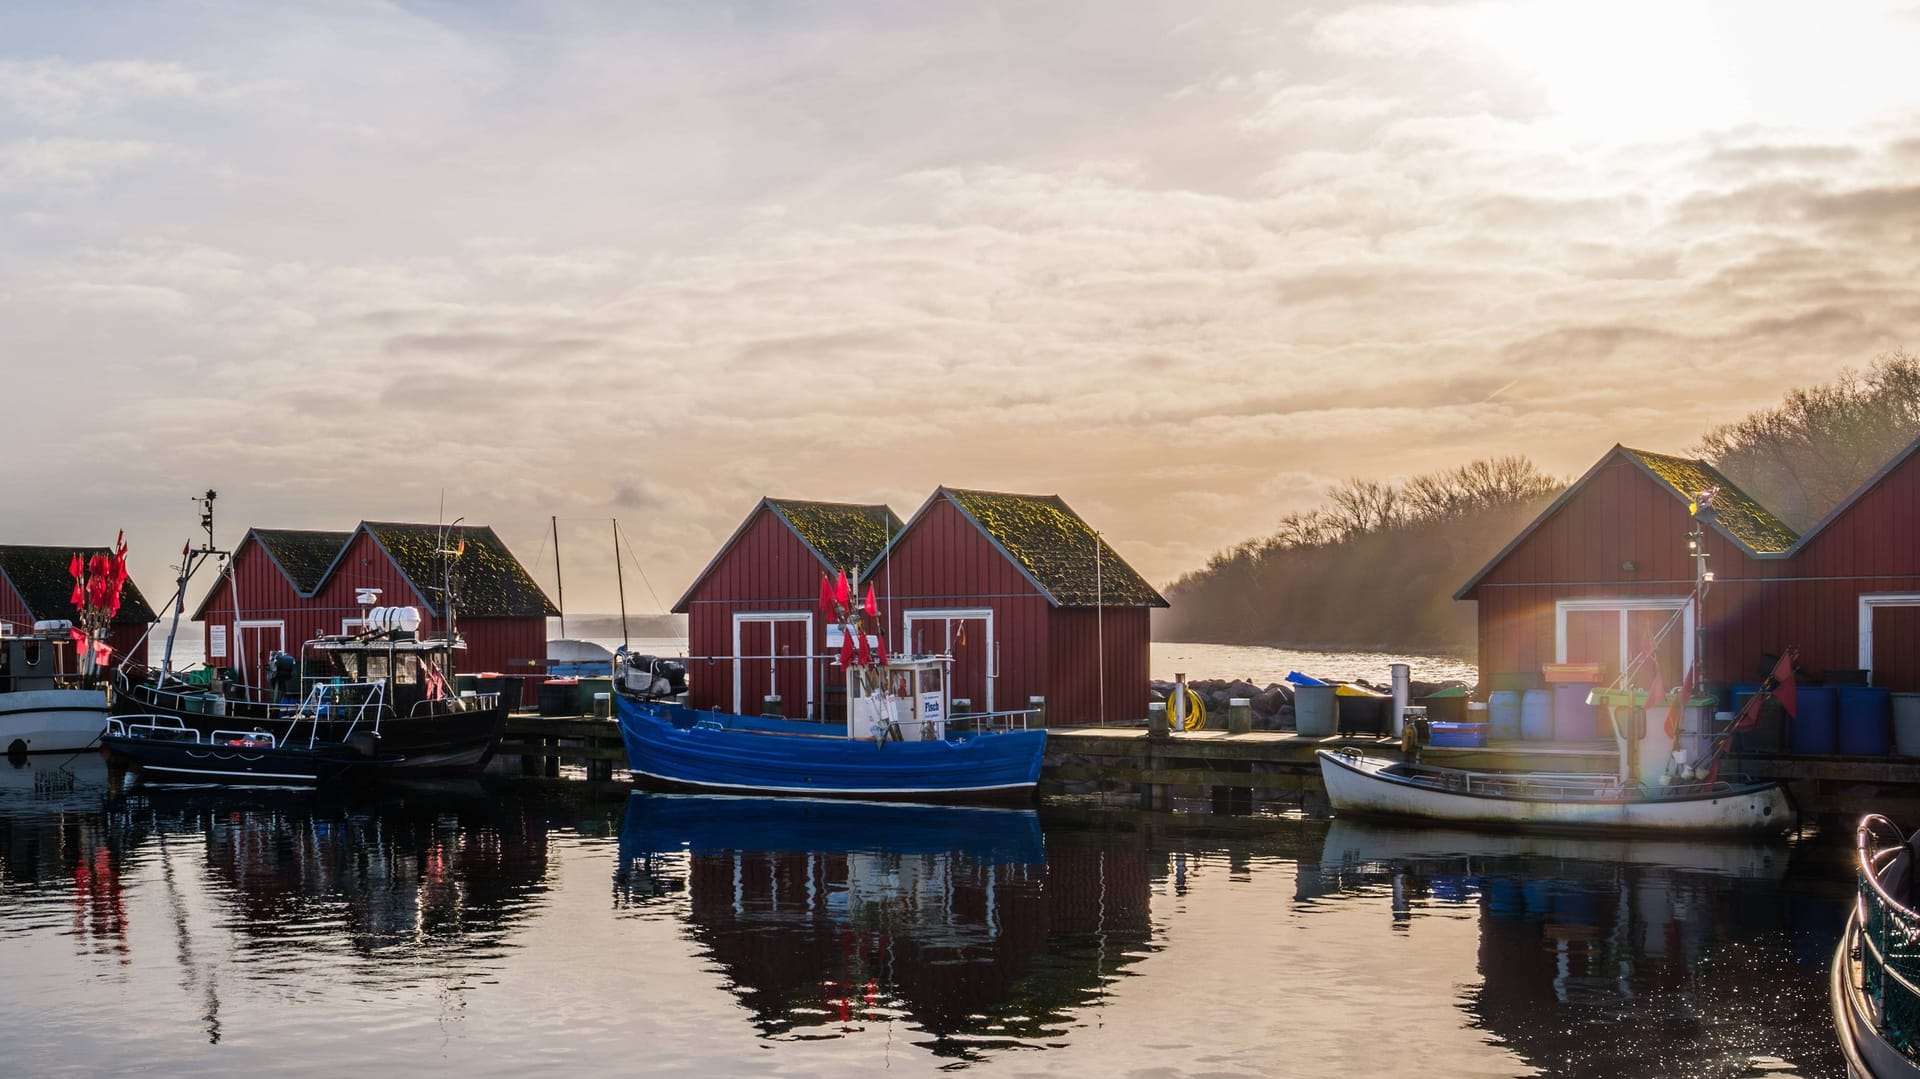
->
856;632;873;666
862;588;877;616
1729;689;1764;733
834;570;850;608
1769;650;1798;718
838;632;856;668
875;636;888;666
818;574;834;614
68;552;82;580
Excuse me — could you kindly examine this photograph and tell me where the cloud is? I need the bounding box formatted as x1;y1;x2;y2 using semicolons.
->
0;58;208;123
0;137;162;188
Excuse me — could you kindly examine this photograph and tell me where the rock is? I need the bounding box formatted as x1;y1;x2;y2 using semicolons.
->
1224;679;1260;700
1254;687;1289;716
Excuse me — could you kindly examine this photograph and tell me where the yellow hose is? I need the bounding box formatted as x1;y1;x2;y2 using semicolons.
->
1171;686;1207;731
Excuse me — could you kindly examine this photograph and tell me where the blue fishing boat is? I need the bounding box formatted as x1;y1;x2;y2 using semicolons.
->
618;792;1045;865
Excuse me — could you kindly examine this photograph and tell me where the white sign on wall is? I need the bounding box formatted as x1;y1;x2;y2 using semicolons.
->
209;625;228;659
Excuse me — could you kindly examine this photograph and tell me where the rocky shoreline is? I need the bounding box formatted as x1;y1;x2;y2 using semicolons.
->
1148;674;1473;731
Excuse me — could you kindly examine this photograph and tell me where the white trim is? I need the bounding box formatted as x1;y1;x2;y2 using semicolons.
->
730;611;814;715
1859;593;1920;683
902;607;995;713
1554;596;1692;678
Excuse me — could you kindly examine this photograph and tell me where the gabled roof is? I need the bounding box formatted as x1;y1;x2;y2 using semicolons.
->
357;522;558;619
672;498;903;613
870;487;1168;608
0;545;157;625
1789;431;1920;550
254;528;353;595
1455;444;1799;600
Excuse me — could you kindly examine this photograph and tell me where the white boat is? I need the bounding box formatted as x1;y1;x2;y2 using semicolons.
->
1320;817;1789;879
0;624;109;755
1833;814;1920;1078
1316;748;1795;835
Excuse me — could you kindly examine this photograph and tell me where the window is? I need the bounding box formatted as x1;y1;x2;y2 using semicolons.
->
1556;597;1692;688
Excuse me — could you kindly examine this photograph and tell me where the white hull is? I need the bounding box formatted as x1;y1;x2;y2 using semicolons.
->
1317;750;1795;835
1834;911;1920;1078
0;689;109;754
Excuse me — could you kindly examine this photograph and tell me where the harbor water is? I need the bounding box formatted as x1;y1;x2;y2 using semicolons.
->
1;753;1849;1078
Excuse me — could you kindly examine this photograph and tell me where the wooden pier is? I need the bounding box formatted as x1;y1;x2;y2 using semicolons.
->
492;712;1920;820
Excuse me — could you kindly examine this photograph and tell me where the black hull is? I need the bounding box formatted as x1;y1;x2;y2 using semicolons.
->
101;734;404;785
110;692;507;774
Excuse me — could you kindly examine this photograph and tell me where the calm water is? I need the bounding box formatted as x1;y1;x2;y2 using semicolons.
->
0;754;1849;1078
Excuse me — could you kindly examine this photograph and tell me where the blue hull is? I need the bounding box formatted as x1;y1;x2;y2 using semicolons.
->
615;698;1044;801
619;792;1045;865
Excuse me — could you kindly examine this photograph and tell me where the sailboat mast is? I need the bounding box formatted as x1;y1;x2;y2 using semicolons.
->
613;518;630;649
552;514;566;640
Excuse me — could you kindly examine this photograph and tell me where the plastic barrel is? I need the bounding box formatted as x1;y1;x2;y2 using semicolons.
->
1552;682;1598;740
1790;686;1838;754
1894;694;1920;758
1467;701;1491;741
1520;689;1553;741
1488;690;1521;741
1294;684;1337;737
1838;685;1892;756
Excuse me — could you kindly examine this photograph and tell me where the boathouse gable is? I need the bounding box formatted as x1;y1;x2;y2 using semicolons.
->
867;488;1166;727
0;545;156;665
675;498;903;717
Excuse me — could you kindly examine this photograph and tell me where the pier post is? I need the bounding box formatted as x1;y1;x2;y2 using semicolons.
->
1148;701;1169;740
1173;672;1188;732
1228;697;1252;735
1029;695;1047;729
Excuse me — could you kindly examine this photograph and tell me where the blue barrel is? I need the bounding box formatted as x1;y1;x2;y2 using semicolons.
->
1790;686;1837;754
1552;683;1598;740
1521;689;1553;741
1488;690;1521;741
1838;685;1892;756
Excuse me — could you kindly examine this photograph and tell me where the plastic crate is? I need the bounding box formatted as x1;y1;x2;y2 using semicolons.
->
1430;722;1489;748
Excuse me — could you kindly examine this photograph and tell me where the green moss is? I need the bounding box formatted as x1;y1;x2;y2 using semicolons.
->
364;523;557;618
945;489;1167;607
252;529;352;594
769;500;904;575
1625;449;1799;553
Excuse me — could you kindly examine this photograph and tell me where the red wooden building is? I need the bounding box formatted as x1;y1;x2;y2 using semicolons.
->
674;499;904;718
865;488;1167;727
195;522;556;701
1458;440;1920;695
0;545;157;665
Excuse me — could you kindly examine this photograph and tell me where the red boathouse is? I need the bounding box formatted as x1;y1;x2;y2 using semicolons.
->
1459;439;1920;698
0;545;157;666
195;522;556;702
673;499;904;719
865;488;1167;727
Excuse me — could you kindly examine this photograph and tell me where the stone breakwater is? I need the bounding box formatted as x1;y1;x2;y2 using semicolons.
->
1148;676;1472;731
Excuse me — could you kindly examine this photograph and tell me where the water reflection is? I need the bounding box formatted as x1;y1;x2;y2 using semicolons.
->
617;794;1155;1060
1313;819;1844;1078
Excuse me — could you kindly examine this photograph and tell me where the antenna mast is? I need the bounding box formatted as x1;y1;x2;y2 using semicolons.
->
613;519;630;649
552;515;566;640
161;489;221;675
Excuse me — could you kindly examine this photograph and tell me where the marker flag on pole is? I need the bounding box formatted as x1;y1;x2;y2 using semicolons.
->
834;569;850;608
818;574;834;615
862;588;877;616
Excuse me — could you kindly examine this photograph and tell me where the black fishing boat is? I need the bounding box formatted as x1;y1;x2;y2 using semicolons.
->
103;678;406;784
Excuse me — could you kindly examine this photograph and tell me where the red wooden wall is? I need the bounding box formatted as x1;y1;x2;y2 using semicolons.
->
677;507;833;718
1471;449;1920;693
0;576;149;667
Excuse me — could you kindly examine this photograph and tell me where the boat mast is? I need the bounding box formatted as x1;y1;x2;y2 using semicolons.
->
438;517;465;678
552;514;566;640
161;490;221;676
613;518;630;650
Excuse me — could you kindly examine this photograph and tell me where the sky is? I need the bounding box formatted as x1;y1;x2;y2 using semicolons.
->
5;1;1920;616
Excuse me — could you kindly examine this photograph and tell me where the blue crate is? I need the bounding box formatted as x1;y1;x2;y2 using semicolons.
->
1429;722;1489;748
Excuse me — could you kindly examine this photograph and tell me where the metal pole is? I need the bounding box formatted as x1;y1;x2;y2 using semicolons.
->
613;518;630;649
1095;529;1105;726
551;515;566;640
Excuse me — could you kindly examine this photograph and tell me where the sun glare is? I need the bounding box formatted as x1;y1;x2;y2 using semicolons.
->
1470;1;1920;144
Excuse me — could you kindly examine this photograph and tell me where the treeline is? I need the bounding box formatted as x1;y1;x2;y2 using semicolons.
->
1158;354;1920;654
1154;457;1565;652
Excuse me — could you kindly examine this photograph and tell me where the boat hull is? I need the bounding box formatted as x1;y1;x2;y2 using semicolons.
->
101;733;404;785
109;686;505;773
620;793;1046;863
1834;909;1920;1078
1317;750;1795;835
0;689;109;754
616;698;1044;803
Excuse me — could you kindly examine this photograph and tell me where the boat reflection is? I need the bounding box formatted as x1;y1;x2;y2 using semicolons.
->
0;753;127;955
617;794;1152;1059
1314;819;1844;1077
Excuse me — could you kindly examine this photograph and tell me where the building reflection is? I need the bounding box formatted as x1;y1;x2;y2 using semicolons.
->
0;753;128;957
1315;819;1846;1078
616;794;1153;1059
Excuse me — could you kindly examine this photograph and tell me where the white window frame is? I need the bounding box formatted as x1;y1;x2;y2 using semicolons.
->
902;607;994;713
731;611;814;715
1554;597;1692;678
1858;593;1920;682
233;619;286;687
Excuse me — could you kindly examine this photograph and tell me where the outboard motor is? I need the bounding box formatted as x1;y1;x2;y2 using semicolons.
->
617;648;688;700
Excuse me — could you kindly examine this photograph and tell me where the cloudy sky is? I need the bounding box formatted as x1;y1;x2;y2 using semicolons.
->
5;1;1920;615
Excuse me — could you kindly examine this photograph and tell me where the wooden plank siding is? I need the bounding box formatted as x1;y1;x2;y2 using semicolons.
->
1469;444;1920;695
678;506;836;718
0;562;150;667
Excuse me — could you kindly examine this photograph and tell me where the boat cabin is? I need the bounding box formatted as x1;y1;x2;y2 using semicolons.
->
0;621;78;694
299;606;470;714
847;656;949;741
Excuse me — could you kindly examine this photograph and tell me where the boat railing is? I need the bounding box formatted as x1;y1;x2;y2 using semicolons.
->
116;672;298;720
284;681;387;748
1855;813;1920;1060
1400;762;1756;801
105;713;279;749
946;708;1039;735
408;691;499;717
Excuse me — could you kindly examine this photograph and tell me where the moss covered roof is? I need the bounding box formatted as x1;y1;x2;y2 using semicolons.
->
1623;448;1799;554
943;488;1168;607
363;523;558;618
0;545;157;624
252;528;353;594
768;499;903;576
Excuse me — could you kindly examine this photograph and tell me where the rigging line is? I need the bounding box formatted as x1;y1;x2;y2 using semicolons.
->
616;525;667;613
